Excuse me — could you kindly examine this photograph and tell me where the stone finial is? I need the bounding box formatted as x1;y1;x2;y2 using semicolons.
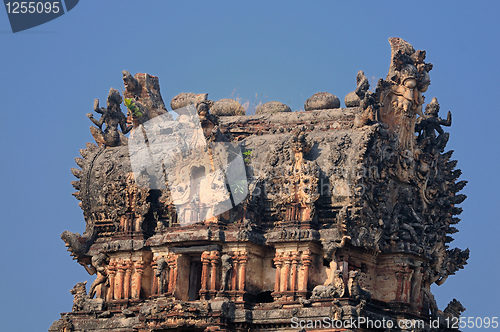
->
255;101;291;114
304;92;340;111
170;92;209;111
210;98;246;116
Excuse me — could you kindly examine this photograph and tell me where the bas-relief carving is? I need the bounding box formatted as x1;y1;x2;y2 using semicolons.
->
55;38;469;331
263;131;320;223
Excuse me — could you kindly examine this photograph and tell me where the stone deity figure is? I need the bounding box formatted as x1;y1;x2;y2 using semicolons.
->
155;257;168;294
87;88;132;147
379;38;433;152
415;97;452;152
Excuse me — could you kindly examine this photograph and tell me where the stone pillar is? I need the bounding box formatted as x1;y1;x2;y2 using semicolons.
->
132;259;144;299
282;252;291;292
115;260;126;300
410;265;422;311
231;254;239;292
167;254;178;294
273;253;283;293
123;259;132;300
290;251;299;292
396;264;414;303
238;253;248;291
151;259;159;296
210;251;220;292
200;252;210;292
106;260;116;302
300;249;312;292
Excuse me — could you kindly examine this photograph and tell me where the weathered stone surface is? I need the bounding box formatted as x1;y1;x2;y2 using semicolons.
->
344;91;360;107
211;98;246;116
255;101;291;114
304;92;340;111
53;38;468;332
170;92;208;110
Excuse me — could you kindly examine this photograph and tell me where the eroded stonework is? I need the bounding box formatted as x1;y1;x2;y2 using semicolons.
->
51;38;468;332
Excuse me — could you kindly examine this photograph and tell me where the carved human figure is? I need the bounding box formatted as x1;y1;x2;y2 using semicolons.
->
220;254;232;291
323;235;350;285
416;97;452;151
88;252;110;298
87;88;132;147
390;188;423;246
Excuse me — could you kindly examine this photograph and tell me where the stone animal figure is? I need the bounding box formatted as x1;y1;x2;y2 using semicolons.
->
347;270;371;301
70;281;89;312
69;280;105;313
311;270;345;300
442;299;466;318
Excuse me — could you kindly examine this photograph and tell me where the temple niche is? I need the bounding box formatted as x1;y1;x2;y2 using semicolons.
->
51;38;468;332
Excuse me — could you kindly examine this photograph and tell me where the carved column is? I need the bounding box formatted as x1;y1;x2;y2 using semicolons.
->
395;264;414;303
167;254;178;295
123;259;132;300
199;251;210;299
282;252;291;292
290;251;299;292
238;253;248;291
410;265;422;312
231;254;239;292
106;260;116;302
132;259;144;299
273;253;283;294
210;251;220;292
115;260;126;300
300;249;313;292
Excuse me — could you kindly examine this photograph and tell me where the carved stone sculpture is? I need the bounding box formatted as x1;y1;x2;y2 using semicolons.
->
377;37;433;151
311;270;345;300
70;281;88;312
87;88;132;147
220;254;232;291
87;252;109;299
53;39;469;331
345;70;370;107
347;270;371;301
156;257;168;294
69;281;104;313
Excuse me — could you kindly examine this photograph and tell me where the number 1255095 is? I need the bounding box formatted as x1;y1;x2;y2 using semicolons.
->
5;2;61;14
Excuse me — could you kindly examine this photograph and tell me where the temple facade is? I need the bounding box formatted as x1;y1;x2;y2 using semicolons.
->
50;38;468;332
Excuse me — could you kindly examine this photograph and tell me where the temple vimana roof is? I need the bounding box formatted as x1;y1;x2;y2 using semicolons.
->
50;38;469;332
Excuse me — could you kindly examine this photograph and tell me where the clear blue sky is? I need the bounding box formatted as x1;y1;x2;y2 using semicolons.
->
1;1;499;330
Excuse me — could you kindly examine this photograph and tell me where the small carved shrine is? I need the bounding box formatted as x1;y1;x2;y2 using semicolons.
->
50;38;468;332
